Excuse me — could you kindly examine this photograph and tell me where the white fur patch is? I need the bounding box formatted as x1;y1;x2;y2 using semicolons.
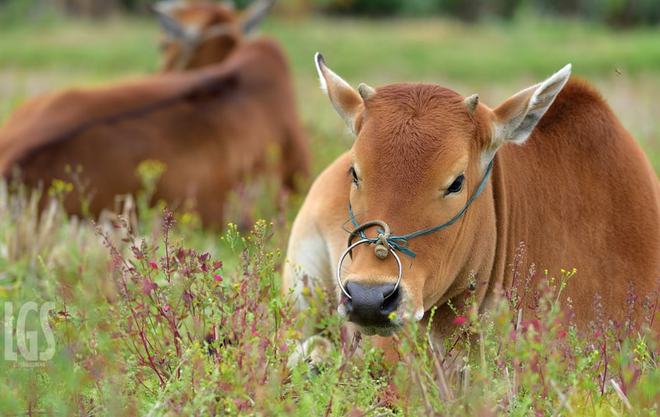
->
314;52;328;92
294;235;330;283
284;233;333;313
287;335;333;370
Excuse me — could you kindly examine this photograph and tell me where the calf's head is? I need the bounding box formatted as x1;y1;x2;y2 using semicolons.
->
316;53;571;335
154;0;274;71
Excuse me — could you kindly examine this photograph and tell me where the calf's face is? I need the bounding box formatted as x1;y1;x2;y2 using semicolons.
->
315;53;571;335
154;0;274;71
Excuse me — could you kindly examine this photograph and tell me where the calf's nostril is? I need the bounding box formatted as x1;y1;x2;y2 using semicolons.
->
380;285;400;315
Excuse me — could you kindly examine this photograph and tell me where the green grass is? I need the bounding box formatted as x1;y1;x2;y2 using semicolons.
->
1;16;658;171
2;16;660;81
0;15;658;416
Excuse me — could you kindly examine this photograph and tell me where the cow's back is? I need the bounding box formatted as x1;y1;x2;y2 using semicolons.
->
0;72;198;173
0;38;307;226
494;79;659;325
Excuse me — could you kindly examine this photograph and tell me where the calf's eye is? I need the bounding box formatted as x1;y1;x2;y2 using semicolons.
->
446;174;465;195
349;166;359;186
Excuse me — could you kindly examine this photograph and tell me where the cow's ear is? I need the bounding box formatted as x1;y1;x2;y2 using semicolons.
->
491;64;571;146
241;0;275;34
153;1;186;40
315;53;363;134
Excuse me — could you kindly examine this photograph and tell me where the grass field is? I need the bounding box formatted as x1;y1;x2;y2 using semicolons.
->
0;16;658;416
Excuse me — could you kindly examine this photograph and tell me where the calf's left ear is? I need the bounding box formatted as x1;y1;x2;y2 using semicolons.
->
491;64;572;147
315;53;365;134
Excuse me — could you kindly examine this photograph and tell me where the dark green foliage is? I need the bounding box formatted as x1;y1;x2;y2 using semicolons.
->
313;0;660;25
2;0;660;25
322;0;406;17
580;0;660;27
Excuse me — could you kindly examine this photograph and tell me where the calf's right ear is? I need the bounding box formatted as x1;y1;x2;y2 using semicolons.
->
315;53;364;134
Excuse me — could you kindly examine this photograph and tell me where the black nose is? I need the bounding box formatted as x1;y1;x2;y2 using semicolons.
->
344;281;401;327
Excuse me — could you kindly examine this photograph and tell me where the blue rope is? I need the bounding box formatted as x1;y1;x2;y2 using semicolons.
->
348;159;495;258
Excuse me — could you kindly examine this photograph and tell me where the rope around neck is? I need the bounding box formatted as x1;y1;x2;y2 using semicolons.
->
347;159;495;258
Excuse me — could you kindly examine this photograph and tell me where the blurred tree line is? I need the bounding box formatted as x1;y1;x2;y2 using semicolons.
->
320;0;660;26
0;0;658;26
0;0;155;18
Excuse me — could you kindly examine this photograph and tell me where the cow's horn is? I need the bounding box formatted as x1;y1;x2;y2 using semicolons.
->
358;83;376;100
241;0;276;34
464;94;479;114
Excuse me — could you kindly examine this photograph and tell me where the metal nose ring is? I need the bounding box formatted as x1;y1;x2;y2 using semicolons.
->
336;238;403;300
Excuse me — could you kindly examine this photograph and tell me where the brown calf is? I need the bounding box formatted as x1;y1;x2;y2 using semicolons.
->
284;54;659;356
0;37;308;227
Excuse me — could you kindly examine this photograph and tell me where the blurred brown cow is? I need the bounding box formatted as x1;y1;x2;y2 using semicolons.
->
154;0;276;71
0;0;309;227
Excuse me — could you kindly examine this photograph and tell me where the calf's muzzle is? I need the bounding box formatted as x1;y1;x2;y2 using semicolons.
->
343;281;401;327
